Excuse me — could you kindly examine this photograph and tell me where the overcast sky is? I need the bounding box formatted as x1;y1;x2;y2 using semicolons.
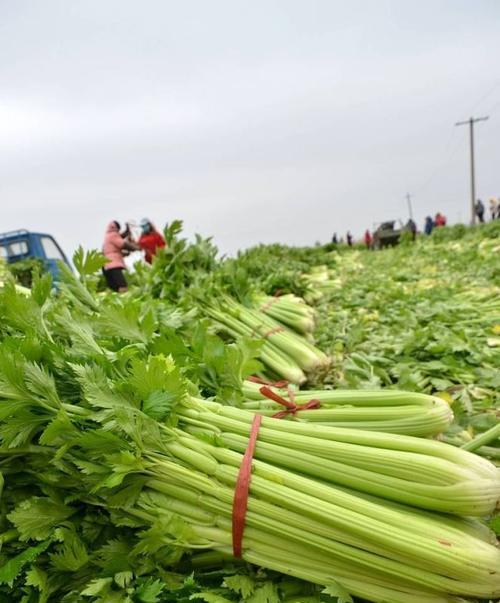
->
1;0;499;257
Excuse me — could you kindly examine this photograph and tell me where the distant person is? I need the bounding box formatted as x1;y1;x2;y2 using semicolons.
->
138;218;166;264
331;233;338;244
346;231;353;247
364;229;372;249
489;198;499;220
434;212;447;227
102;221;140;292
407;218;417;241
424;216;434;236
475;199;485;223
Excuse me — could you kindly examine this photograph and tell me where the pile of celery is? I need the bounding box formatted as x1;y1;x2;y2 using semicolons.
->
0;253;499;603
300;265;340;300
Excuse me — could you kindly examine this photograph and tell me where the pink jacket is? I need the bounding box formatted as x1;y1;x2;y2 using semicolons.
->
102;222;126;270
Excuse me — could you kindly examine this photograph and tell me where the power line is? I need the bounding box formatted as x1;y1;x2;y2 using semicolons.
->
485;96;500;116
455;116;489;225
467;80;500;114
412;128;465;194
412;81;500;197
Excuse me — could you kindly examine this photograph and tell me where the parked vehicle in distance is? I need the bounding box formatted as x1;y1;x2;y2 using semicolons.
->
372;221;410;249
0;229;71;282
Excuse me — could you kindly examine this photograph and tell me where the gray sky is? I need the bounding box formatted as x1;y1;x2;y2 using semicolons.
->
1;0;499;257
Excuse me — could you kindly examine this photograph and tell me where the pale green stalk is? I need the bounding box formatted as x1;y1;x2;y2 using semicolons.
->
132;439;500;601
177;399;500;515
461;422;500;452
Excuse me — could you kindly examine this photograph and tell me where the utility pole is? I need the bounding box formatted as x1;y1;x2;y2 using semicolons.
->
455;116;489;225
406;193;414;221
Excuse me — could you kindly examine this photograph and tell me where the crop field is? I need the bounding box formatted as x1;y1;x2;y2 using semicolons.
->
0;221;498;603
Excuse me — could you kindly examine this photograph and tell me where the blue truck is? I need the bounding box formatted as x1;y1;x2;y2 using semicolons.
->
0;230;71;282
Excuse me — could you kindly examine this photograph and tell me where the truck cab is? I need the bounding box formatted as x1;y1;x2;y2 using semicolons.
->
0;230;71;282
372;220;412;249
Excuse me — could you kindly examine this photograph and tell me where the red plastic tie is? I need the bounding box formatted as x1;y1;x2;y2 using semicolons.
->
249;324;285;339
232;414;262;558
259;296;281;313
232;386;321;557
259;385;321;419
262;326;285;338
247;375;289;388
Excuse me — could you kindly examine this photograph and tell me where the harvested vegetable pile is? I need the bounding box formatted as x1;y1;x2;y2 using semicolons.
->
310;221;500;460
0;222;498;603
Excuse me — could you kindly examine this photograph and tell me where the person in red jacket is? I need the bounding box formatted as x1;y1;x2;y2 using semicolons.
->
138;219;166;264
434;212;447;227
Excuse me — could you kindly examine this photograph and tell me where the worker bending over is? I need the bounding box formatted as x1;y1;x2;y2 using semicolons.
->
102;221;140;292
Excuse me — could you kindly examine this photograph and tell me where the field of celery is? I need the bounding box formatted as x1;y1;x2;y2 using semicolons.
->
312;222;500;457
0;220;498;603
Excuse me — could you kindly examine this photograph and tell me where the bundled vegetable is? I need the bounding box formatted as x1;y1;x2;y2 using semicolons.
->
205;295;330;384
1;349;499;603
179;397;500;516
133;429;500;603
251;293;316;335
240;379;454;437
300;265;340;299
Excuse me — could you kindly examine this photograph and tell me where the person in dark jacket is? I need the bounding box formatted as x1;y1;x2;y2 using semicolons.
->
475;199;485;223
424;216;434;236
406;219;417;241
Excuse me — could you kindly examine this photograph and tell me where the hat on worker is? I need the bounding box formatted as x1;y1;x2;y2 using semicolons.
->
140;218;152;233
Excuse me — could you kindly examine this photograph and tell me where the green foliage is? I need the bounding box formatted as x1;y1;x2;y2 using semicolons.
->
141;220;219;301
220;243;337;299
0;540;51;587
398;230;414;246
8;498;76;541
322;583;352;603
7;258;44;288
73;247;106;277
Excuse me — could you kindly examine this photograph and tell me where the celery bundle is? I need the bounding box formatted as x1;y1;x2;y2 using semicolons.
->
251;293;316;334
240;380;454;437
1;354;499;603
137;428;500;603
179;397;500;516
205;296;330;384
301;265;340;299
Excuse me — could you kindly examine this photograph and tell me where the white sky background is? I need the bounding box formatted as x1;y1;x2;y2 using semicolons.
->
1;0;499;257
